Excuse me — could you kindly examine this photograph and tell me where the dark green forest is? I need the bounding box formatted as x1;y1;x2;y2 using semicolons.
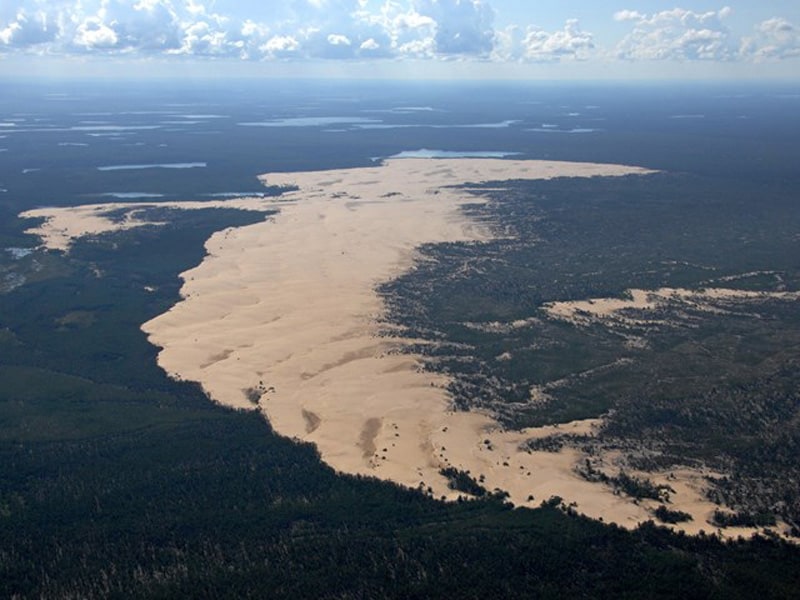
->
379;172;800;530
1;175;800;598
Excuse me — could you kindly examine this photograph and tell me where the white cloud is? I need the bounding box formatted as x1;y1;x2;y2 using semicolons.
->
0;8;60;48
241;20;269;39
327;33;352;46
359;37;380;51
741;17;800;61
93;1;184;53
73;17;119;50
261;35;301;58
177;21;229;56
414;0;495;55
2;1;798;68
267;0;392;59
615;7;735;61
495;19;593;62
0;0;269;57
0;0;496;61
614;10;644;23
374;5;436;58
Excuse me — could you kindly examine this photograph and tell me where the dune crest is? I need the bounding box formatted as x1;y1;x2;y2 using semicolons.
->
30;157;773;535
141;158;720;528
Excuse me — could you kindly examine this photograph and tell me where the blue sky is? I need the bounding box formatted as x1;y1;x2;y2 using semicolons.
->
1;1;799;79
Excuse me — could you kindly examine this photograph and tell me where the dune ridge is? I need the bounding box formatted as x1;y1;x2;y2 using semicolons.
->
26;158;788;538
140;157;689;527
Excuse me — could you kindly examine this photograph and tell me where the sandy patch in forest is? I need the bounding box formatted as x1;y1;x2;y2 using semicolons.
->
21;197;286;253
24;158;792;538
544;287;800;328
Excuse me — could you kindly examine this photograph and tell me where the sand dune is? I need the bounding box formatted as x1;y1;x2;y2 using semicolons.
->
137;157;676;526
545;287;800;327
22;197;281;252
24;158;790;538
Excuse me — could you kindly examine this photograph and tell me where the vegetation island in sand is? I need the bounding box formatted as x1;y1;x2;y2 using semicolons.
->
23;158;800;541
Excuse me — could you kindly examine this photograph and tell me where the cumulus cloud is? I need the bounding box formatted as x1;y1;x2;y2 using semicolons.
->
615;6;735;61
269;0;395;59
301;30;355;59
80;1;185;53
327;33;351;46
352;0;494;59
261;35;300;58
73;17;119;50
613;10;644;23
496;19;594;62
0;0;500;61
414;0;495;55
371;5;436;58
0;8;60;48
0;0;268;58
359;38;380;51
2;1;798;66
741;17;800;61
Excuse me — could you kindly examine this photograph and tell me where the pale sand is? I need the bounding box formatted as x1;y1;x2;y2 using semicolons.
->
22;197;285;253
22;158;790;538
545;287;800;326
136;159;658;521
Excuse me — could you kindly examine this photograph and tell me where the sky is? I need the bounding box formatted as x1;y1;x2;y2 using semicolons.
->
1;0;799;80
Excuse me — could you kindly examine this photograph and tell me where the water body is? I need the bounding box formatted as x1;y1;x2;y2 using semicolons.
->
390;149;521;159
100;192;166;199
526;127;603;134
0;79;797;211
238;117;382;127
97;162;207;171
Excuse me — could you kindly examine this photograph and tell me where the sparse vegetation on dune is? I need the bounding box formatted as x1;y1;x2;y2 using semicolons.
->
380;172;800;528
